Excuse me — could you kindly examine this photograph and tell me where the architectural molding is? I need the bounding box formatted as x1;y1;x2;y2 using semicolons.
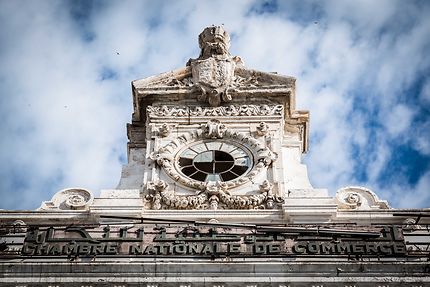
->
147;104;284;118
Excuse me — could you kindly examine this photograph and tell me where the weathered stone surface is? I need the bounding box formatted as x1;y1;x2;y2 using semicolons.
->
1;25;429;287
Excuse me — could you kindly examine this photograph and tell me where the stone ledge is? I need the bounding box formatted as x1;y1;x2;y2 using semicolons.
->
1;261;429;286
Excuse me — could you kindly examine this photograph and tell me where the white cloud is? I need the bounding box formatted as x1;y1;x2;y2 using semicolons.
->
0;0;429;210
384;104;415;137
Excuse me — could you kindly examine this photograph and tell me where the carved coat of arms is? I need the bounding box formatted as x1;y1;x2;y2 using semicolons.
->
190;57;236;106
188;26;240;107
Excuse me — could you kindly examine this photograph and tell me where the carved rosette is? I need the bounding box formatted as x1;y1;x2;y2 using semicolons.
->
144;179;283;210
336;186;390;210
150;120;277;191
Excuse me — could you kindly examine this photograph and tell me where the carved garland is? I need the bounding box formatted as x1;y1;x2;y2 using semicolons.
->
150;120;277;191
145;179;283;210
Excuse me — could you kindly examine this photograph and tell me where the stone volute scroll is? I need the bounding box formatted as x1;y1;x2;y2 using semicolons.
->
335;186;390;210
188;25;243;107
38;188;94;210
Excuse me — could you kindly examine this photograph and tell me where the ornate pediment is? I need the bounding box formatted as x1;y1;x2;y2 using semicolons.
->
132;26;296;104
132;66;296;92
129;26;308;153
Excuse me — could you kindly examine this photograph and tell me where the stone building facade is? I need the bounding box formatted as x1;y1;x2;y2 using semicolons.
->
1;26;429;287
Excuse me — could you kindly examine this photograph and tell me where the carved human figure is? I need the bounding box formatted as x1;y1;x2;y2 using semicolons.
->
197;25;231;59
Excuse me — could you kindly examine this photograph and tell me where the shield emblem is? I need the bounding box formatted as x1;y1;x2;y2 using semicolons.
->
191;57;235;88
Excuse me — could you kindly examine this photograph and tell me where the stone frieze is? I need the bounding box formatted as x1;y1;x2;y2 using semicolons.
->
147;104;283;118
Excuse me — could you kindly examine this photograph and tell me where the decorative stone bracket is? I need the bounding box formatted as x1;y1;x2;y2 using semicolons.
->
144;179;283;210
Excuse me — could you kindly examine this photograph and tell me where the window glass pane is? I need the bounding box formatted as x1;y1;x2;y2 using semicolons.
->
182;166;197;176
194;151;213;163
215;162;234;173
220;171;236;181
231;165;248;176
206;142;222;150
194;162;213;173
180;149;197;158
206;174;221;182
214;151;234;162
179;157;193;167
190;171;207;181
234;157;250;166
190;143;207;153
219;143;237;153
230;149;247;158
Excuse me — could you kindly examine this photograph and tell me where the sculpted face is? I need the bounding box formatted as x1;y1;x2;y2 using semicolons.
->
198;26;231;57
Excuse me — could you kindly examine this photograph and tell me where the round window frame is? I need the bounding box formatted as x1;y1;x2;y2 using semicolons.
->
175;139;254;184
151;121;276;191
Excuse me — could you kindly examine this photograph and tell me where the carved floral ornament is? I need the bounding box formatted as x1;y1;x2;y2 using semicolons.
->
146;120;281;210
150;119;277;191
144;179;283;210
146;104;284;118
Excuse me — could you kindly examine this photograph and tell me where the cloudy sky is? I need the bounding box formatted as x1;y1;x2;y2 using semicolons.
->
0;0;429;210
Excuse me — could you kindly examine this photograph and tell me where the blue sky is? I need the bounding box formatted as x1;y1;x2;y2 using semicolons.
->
0;0;429;210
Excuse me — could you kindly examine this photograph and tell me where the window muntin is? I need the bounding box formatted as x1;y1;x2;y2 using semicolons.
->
177;141;252;182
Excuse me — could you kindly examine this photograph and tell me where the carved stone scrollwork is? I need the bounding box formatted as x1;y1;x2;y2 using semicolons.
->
145;180;208;210
12;220;27;233
144;179;283;210
202;119;226;139
150;120;276;191
258;179;283;209
345;193;361;206
65;194;87;209
336;186;390;210
402;218;423;231
38;188;94;210
147;104;284;118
